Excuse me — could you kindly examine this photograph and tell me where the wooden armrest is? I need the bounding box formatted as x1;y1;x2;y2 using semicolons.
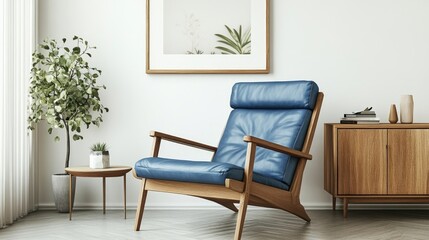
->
150;131;217;152
243;135;312;160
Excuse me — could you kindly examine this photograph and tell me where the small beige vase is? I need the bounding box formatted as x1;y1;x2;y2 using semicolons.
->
400;95;414;123
389;104;398;124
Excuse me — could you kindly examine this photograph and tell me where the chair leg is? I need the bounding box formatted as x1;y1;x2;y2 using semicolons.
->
134;179;148;231
291;203;311;222
234;193;250;240
200;197;238;212
276;200;311;222
217;200;239;213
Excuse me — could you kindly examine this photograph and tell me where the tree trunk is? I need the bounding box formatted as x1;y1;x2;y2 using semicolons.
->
64;122;71;169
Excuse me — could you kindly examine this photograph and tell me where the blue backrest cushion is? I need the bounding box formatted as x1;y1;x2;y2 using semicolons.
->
230;81;319;110
212;81;319;186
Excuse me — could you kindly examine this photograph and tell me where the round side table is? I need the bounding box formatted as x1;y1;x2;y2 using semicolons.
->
65;166;132;220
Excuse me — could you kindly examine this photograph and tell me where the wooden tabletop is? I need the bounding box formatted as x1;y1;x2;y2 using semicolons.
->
325;123;429;129
65;166;132;177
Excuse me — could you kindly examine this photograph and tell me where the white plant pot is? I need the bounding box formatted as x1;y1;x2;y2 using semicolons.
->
90;151;110;168
52;173;75;213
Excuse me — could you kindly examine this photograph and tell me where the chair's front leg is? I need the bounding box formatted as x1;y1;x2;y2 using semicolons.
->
234;193;250;240
234;142;256;240
134;179;148;231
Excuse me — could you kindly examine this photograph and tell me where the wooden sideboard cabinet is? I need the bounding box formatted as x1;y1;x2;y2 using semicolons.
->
324;123;429;217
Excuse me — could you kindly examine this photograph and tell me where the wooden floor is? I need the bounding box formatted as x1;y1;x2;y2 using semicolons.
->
1;209;429;239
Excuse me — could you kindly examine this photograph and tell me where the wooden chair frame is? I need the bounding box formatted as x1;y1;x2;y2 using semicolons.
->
134;92;324;240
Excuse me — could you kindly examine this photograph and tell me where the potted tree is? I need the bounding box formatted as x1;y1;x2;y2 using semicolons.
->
28;36;108;212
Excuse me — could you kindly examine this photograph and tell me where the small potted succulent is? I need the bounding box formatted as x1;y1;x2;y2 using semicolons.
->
90;142;110;169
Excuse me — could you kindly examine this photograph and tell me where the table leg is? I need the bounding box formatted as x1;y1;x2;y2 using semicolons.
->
103;177;106;214
69;174;73;221
124;175;127;219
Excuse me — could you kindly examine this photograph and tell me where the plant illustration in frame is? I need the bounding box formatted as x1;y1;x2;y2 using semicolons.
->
215;25;251;54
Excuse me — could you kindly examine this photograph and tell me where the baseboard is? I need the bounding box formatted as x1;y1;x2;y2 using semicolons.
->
37;203;429;211
37;204;235;211
305;203;429;210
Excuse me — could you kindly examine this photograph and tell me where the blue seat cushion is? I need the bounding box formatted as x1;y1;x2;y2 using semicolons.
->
135;157;290;190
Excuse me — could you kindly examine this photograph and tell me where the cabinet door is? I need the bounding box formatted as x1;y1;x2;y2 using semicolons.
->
338;129;387;195
388;129;429;194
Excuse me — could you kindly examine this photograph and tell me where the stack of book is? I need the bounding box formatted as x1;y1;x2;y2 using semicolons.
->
340;108;380;124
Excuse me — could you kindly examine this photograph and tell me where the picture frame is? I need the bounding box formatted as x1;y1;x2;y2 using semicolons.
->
146;0;270;74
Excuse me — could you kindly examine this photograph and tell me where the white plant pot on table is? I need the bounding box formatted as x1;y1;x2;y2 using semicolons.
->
90;151;110;168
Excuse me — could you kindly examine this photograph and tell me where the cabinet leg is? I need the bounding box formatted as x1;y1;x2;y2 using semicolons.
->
332;196;336;211
343;198;348;218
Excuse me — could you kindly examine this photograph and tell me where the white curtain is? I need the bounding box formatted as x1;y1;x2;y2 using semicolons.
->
0;0;38;228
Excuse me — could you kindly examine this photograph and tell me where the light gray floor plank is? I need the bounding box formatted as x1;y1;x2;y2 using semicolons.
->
1;210;429;239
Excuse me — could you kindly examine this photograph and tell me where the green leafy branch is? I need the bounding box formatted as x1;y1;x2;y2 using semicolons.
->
215;25;251;54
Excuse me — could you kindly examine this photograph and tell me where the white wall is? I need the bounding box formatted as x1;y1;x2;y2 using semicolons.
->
38;0;429;209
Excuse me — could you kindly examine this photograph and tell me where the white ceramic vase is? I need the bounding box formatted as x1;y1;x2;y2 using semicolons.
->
89;151;110;168
400;95;414;124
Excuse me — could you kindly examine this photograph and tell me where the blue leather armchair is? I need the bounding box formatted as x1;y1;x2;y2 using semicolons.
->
133;81;323;240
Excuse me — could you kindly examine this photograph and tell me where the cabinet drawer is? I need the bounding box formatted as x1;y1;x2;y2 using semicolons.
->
388;129;429;194
337;129;387;195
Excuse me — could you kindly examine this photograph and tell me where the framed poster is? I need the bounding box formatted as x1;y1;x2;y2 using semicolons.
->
146;0;270;74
